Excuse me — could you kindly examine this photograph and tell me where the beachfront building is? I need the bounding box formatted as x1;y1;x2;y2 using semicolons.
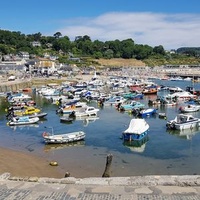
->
27;58;57;76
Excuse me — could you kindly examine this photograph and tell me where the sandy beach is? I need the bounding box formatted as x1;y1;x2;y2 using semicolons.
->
0;147;64;178
0;74;99;179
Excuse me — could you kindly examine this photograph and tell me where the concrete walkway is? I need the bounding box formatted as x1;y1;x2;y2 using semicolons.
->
1;173;200;199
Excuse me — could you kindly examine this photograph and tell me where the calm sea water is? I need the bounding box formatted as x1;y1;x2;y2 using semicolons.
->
1;79;200;178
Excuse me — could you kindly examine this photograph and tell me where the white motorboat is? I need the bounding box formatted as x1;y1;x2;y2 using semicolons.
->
179;104;200;113
57;102;87;114
167;91;197;100
104;96;127;106
7;116;40;126
8;93;32;103
75;106;99;117
166;114;200;130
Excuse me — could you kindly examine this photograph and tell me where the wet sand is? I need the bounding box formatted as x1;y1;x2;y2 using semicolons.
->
0;147;64;178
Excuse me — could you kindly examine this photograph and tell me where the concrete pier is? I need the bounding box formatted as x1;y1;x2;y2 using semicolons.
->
1;173;200;199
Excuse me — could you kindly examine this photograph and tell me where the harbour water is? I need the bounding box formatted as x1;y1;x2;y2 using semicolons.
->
1;79;200;178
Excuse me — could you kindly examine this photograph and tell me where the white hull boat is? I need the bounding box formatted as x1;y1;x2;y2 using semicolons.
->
166;114;200;130
42;131;86;144
179;104;200;113
75;106;99;117
7;116;40;126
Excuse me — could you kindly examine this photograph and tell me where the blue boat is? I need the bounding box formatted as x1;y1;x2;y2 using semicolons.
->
120;100;145;111
139;108;157;117
123;92;143;100
122;118;149;141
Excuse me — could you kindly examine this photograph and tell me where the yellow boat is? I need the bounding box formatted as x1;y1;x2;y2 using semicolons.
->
14;106;41;116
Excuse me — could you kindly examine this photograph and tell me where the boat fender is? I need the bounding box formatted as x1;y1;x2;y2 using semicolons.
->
49;161;58;166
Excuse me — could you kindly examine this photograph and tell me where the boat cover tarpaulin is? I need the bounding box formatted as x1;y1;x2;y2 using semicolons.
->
124;119;149;134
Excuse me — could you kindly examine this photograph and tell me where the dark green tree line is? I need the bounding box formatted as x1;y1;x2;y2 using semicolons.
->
1;29;186;61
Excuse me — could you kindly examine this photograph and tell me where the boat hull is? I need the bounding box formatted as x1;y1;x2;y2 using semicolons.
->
166;114;200;130
174;121;200;130
8;117;39;126
122;130;148;141
43;131;86;144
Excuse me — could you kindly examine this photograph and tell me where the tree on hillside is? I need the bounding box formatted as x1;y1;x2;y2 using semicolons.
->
54;32;62;39
52;36;70;53
153;45;165;55
105;40;121;58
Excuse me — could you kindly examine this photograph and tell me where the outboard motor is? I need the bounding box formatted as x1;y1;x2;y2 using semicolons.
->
69;111;76;119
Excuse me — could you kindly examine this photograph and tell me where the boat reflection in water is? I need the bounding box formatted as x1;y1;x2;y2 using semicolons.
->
167;127;200;140
75;116;100;127
43;140;85;152
9;124;40;131
123;136;149;153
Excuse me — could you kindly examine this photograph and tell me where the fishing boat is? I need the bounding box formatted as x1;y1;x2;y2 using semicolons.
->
166;114;200;130
122;118;149;141
42;128;86;144
7;116;40;126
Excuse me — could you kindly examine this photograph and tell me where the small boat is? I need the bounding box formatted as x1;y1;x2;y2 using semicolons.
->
179;104;200;113
142;88;157;95
7;116;40;126
104;96;127;106
28;112;48;118
120;100;145;111
7;93;32;103
158;112;167;119
22;88;32;92
6;110;47;120
139;108;157;117
167;91;197;101
166;114;200;130
13;106;41;116
75;106;99;117
123;92;143;100
57;102;87;114
42;130;86;144
122;118;149;141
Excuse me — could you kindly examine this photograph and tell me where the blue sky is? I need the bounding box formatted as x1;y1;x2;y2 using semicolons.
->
0;0;200;49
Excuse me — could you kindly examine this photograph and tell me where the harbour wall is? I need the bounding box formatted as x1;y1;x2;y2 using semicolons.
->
0;80;32;93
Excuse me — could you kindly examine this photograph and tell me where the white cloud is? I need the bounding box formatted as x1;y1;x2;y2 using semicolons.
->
56;12;200;50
